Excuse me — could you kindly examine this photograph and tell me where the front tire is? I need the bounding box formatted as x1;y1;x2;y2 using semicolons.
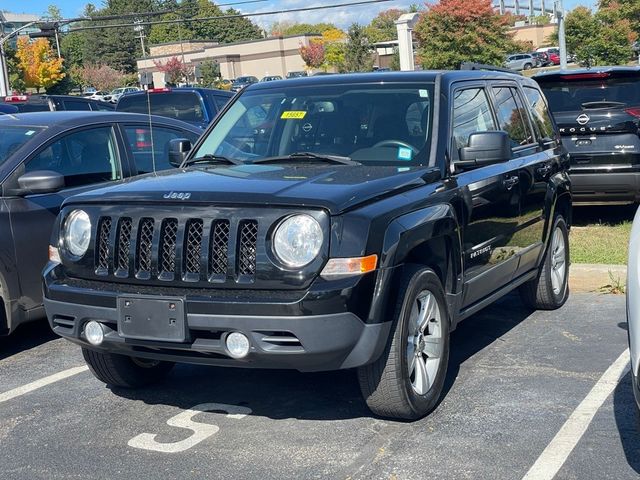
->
524;63;533;70
358;266;450;420
520;215;570;310
82;348;174;388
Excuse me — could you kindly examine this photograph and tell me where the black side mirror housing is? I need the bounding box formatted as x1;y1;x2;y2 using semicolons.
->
169;138;193;167
17;170;65;195
458;131;512;169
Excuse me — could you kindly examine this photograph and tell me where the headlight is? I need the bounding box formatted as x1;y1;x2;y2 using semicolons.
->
64;210;91;258
273;214;323;268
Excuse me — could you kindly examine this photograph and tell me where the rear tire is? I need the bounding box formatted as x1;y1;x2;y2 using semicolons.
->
519;215;569;310
82;348;174;388
358;265;450;420
524;63;533;70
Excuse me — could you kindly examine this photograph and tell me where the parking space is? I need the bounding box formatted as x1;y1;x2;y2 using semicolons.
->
1;292;638;480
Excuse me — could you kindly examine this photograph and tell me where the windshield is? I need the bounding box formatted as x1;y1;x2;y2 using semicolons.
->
192;82;434;166
118;92;205;123
0;126;43;165
539;77;640;112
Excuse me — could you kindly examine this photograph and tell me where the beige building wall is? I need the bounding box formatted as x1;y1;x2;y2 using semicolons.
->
138;35;318;85
511;24;557;49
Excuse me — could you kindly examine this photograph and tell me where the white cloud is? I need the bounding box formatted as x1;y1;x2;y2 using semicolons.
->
240;0;417;30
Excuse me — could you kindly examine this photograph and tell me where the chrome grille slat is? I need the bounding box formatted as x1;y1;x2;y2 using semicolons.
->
159;219;178;275
115;218;132;273
184;219;204;276
96;217;112;272
136;218;154;274
209;220;230;277
238;221;258;276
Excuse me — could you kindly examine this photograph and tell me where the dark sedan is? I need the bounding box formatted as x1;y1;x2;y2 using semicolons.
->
0;111;201;335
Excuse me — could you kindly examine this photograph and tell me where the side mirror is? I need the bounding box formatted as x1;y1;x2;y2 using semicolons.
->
169;138;192;167
17;170;65;195
457;131;512;169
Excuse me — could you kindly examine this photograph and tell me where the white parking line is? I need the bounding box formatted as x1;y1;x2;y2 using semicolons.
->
522;348;630;480
0;366;89;404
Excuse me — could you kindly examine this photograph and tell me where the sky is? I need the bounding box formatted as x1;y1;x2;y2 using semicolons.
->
4;0;598;29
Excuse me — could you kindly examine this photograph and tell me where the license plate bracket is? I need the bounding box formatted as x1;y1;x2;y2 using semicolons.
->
118;295;187;342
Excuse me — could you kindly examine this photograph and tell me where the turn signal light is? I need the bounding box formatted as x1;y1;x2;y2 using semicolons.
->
49;245;61;264
320;254;378;279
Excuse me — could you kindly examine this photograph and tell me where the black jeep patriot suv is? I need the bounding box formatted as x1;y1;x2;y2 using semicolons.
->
43;71;571;420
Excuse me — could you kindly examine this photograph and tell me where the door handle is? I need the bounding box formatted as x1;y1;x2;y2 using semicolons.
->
503;175;519;190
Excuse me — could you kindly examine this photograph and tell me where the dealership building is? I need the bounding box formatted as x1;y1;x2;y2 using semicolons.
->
136;34;319;86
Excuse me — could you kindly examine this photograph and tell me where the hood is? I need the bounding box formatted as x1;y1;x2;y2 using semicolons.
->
66;164;437;215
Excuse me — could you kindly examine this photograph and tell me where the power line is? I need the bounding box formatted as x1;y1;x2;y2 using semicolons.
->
67;0;396;32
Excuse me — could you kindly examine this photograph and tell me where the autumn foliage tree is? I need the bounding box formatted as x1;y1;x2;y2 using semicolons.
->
15;37;65;92
73;64;126;91
415;0;522;69
299;41;326;70
154;56;191;86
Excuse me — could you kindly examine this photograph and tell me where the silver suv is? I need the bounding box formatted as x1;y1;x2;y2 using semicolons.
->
505;54;535;71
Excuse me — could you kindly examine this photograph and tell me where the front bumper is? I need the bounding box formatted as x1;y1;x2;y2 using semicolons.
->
43;264;392;372
571;171;640;203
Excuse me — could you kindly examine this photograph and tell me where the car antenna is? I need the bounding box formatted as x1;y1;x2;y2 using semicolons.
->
146;88;157;175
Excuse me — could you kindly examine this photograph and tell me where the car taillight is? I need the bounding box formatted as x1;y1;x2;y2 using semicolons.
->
558;72;611;80
624;107;640;118
135;128;152;148
149;88;171;93
5;95;28;102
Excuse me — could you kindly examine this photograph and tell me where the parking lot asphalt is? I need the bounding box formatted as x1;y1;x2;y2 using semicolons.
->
1;292;637;480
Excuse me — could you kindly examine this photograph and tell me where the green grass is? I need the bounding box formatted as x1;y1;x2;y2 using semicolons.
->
570;205;635;265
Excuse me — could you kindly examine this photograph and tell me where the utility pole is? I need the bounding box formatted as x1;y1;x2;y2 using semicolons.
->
134;20;146;58
555;0;568;69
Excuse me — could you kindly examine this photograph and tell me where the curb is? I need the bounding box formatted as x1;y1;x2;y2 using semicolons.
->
570;263;627;293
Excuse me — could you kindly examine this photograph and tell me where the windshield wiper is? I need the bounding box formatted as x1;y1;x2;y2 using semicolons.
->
182;154;244;167
581;101;627;109
253;152;361;166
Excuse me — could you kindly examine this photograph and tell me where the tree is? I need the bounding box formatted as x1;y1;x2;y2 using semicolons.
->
270;22;337;36
299;41;325;69
414;0;523;70
199;59;220;87
44;4;62;20
149;0;262;45
365;9;405;43
15;37;65;92
599;0;640;37
562;6;636;66
154;56;191;86
343;24;374;72
74;64;126;91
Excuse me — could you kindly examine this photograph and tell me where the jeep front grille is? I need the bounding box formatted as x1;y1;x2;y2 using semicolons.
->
94;215;258;284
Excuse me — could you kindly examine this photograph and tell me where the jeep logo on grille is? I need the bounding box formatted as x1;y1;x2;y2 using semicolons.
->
163;191;192;200
576;113;590;125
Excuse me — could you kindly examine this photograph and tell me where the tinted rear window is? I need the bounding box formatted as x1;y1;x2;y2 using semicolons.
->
118;92;205;122
539;77;640;112
15;103;50;113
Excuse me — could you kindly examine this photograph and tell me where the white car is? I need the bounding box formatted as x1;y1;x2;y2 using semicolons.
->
103;87;141;104
84;90;110;102
627;208;640;410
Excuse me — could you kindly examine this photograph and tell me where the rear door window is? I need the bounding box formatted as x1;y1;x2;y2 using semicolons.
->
123;125;200;173
26;126;121;187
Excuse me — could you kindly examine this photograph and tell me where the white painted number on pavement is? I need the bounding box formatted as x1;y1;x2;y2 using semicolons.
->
128;403;252;453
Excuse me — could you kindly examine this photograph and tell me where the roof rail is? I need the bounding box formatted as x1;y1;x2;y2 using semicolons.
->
458;62;521;76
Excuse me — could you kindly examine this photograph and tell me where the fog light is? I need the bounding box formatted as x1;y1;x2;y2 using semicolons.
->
226;332;250;359
84;321;104;346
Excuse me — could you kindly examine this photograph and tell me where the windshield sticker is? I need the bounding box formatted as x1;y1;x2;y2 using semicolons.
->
25;130;36;136
419;89;429;98
281;111;307;119
397;147;413;161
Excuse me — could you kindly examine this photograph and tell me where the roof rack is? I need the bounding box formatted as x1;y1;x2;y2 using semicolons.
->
458;62;521;76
